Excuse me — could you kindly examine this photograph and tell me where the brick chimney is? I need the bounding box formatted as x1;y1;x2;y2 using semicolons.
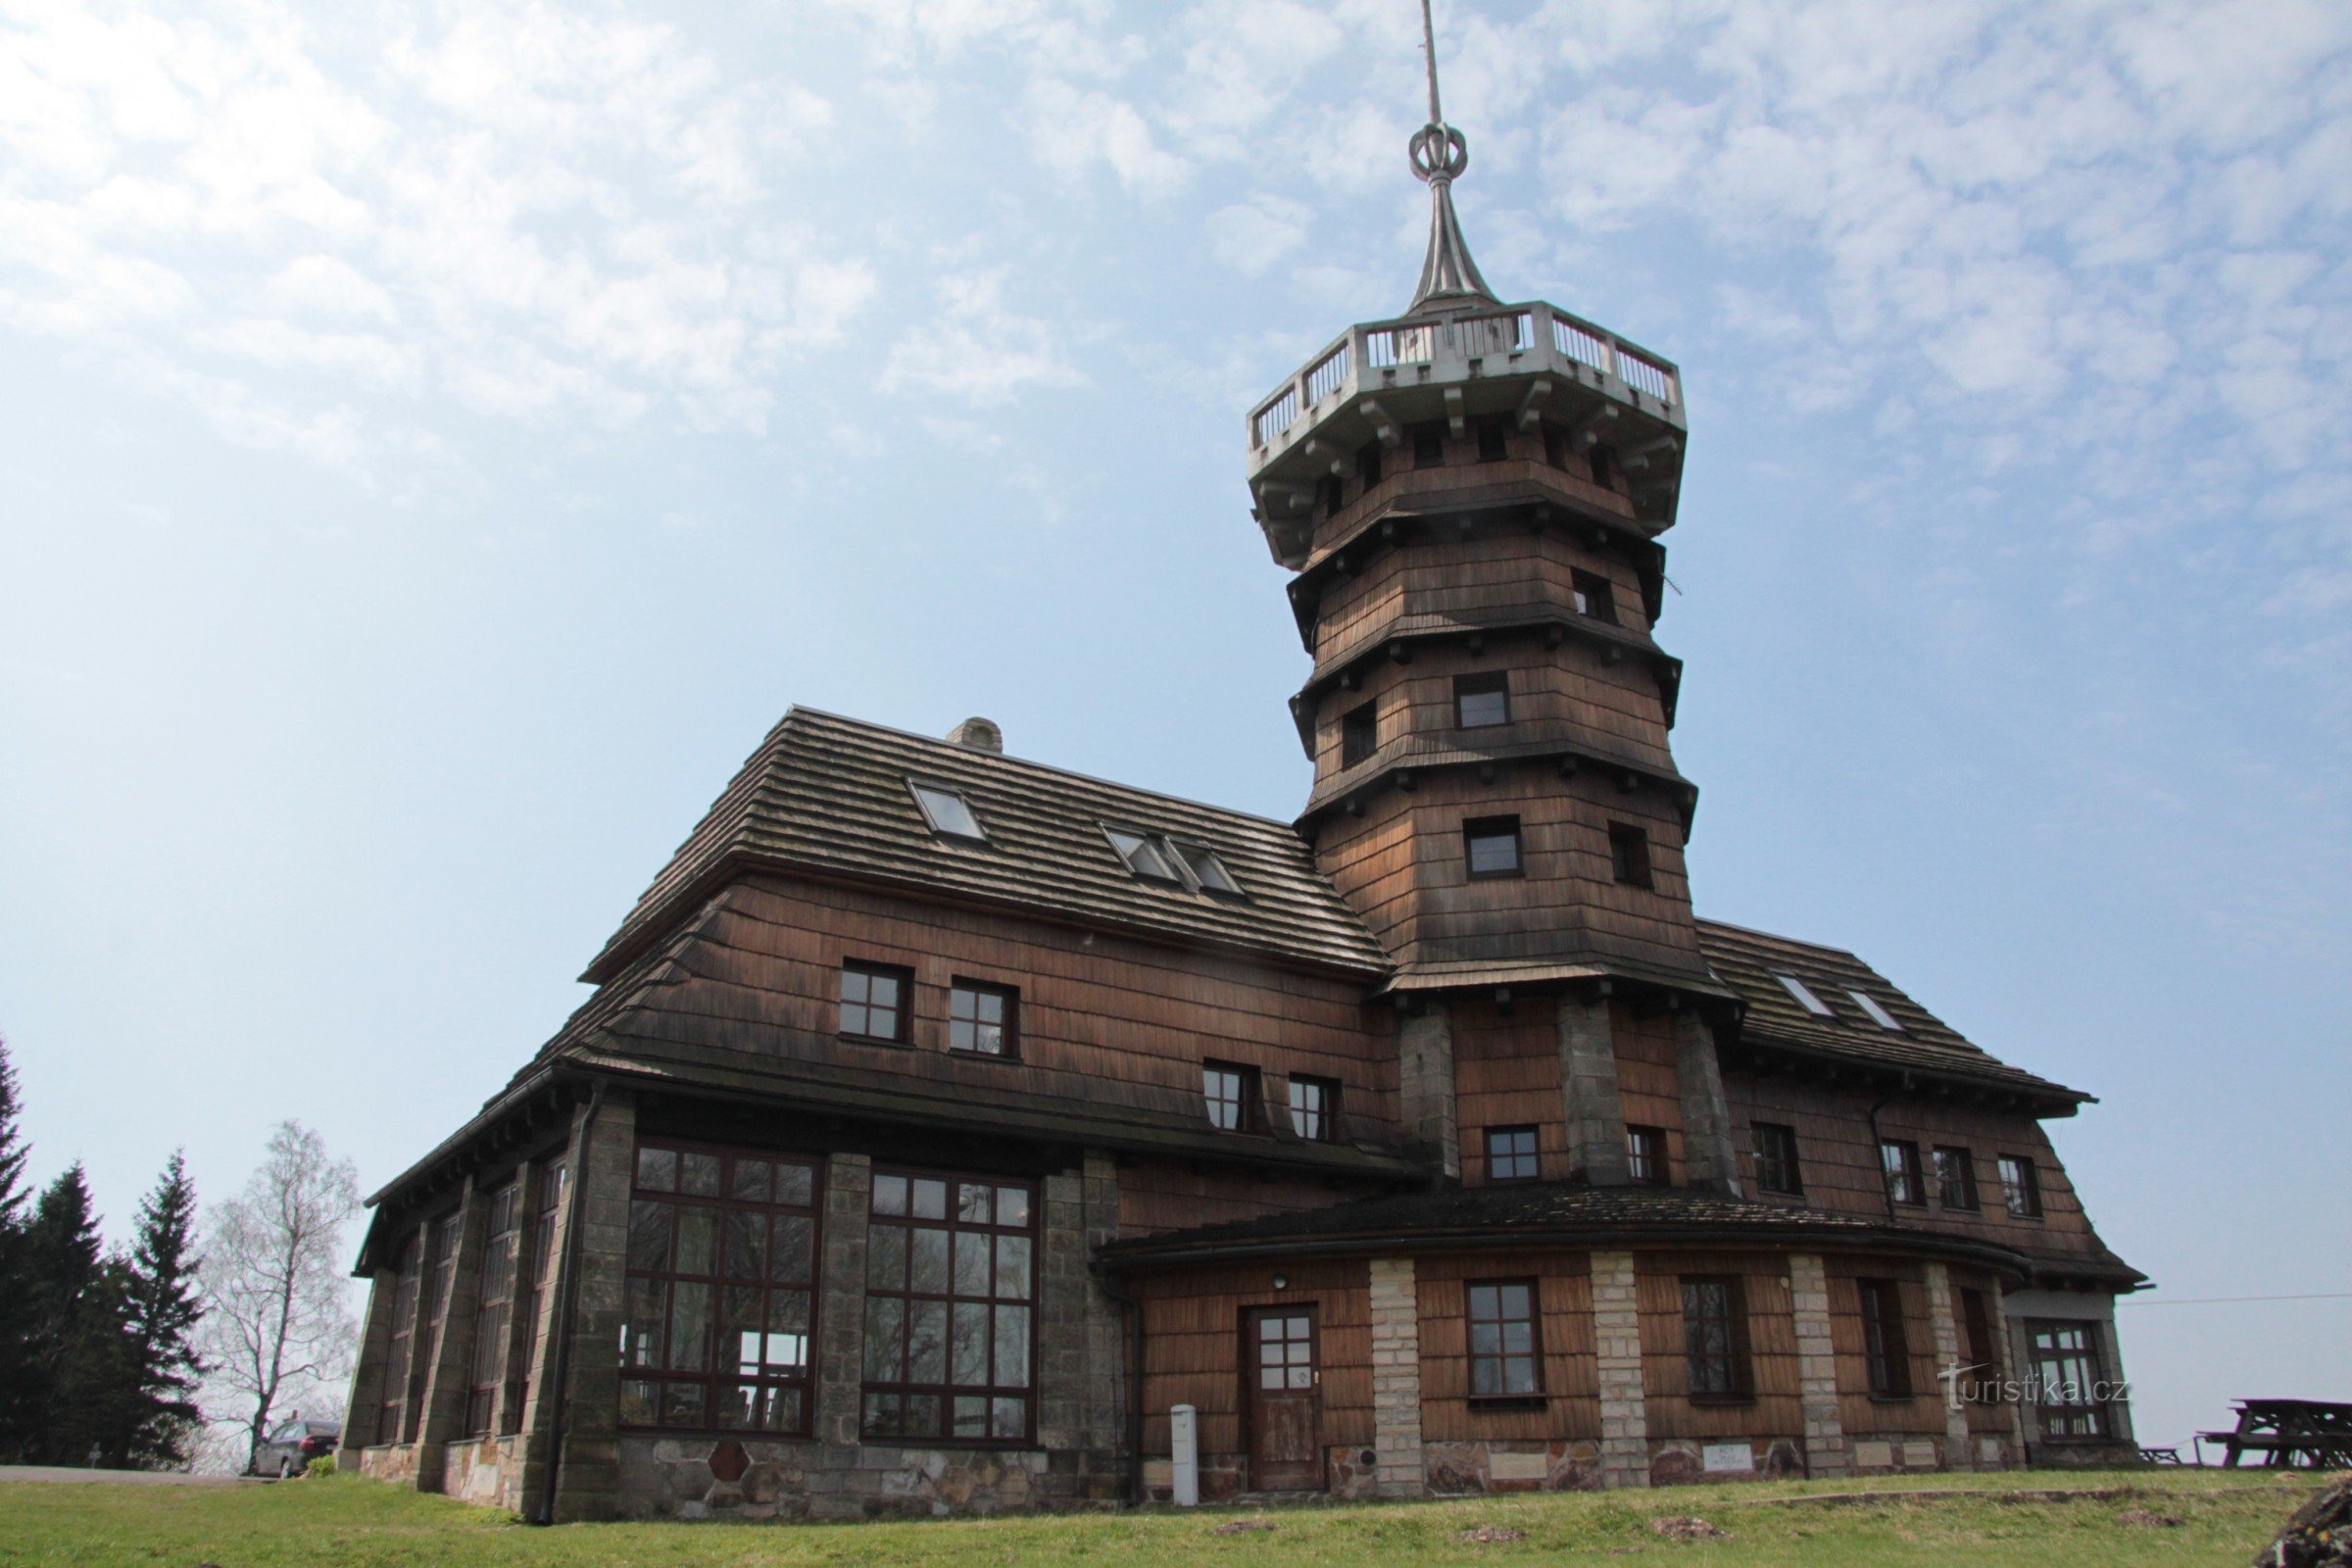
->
947;716;1003;753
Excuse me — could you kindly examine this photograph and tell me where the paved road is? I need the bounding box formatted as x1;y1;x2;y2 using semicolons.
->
0;1465;261;1486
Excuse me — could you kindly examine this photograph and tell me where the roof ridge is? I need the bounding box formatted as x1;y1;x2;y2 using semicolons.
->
1694;913;1864;960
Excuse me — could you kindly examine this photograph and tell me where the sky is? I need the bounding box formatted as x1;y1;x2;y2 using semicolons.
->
2;0;2347;1452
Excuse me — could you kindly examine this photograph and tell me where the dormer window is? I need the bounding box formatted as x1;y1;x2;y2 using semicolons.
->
1170;841;1244;896
1102;826;1181;882
1775;975;1835;1017
907;780;986;842
1848;991;1903;1031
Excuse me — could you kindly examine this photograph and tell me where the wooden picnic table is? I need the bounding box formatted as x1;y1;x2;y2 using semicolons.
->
2196;1398;2352;1468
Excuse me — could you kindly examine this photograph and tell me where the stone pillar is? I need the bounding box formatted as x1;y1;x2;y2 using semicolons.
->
812;1152;872;1449
1079;1152;1126;1470
1671;1012;1740;1195
1398;1005;1459;1179
1368;1256;1427;1497
1788;1253;1850;1478
338;1265;400;1467
414;1174;489;1493
1924;1262;1973;1471
514;1108;593;1512
1557;995;1630;1185
1039;1167;1090;1454
1993;1283;2028;1464
549;1091;636;1523
1592;1250;1648;1488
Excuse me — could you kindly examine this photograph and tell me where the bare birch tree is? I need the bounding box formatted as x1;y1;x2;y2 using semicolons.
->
198;1121;360;1472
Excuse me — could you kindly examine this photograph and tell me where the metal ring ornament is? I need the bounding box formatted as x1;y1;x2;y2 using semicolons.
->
1409;122;1468;183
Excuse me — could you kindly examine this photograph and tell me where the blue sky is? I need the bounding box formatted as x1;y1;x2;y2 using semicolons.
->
2;0;2346;1449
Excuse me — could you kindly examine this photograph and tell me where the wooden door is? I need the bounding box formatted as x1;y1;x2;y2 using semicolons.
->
1245;1306;1323;1492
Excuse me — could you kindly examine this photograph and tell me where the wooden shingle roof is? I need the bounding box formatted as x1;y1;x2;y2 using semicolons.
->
1696;918;2090;1106
582;708;1393;984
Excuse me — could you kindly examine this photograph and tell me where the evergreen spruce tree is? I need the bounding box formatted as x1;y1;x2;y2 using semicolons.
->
0;1036;30;1459
121;1153;205;1467
23;1164;105;1463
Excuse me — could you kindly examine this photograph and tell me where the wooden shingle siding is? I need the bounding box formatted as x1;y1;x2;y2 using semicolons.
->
1450;996;1566;1183
1632;1250;1802;1442
1415;1251;1599;1443
1610;1004;1688;1177
1303;436;1640;568
1135;1260;1373;1460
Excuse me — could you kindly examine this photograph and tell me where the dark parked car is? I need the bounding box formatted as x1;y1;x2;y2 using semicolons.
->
254;1419;339;1478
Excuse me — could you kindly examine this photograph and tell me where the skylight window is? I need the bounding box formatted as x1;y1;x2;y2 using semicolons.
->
1102;826;1181;882
1171;841;1244;896
1775;974;1835;1017
907;780;986;842
1848;990;1903;1031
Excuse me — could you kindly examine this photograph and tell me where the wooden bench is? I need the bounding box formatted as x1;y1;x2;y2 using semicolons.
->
2200;1400;2352;1469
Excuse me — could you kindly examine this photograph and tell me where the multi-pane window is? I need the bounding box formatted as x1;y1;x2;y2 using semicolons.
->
1340;703;1378;768
1858;1279;1912;1397
1288;1075;1337;1142
1881;1140;1926;1206
839;961;911;1043
1255;1312;1315;1392
1466;1281;1541;1396
375;1230;423;1445
1464;816;1523;878
2028;1320;2107;1438
1682;1276;1750;1398
1571;569;1617;623
620;1144;820;1435
1999;1154;2043;1217
1486;1126;1540;1182
466;1181;521;1436
862;1171;1035;1443
1608;822;1653;888
514;1158;565;1429
949;982;1016;1057
408;1213;460;1441
1202;1061;1257;1131
1453;672;1510;728
1750;1122;1803;1196
1934;1147;1980;1211
1626;1125;1668;1186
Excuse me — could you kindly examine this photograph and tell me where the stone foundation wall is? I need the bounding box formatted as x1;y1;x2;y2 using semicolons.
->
615;1435;1123;1520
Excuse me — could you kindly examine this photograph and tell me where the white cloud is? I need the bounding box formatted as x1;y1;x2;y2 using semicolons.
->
1206;195;1310;275
878;270;1087;407
1024;78;1187;196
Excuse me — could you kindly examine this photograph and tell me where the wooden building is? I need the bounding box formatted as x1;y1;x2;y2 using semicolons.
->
341;62;2144;1522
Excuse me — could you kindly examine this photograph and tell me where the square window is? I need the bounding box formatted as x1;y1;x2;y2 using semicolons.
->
1608;822;1653;888
1933;1147;1980;1211
1571;569;1617;623
1999;1155;2043;1218
1626;1125;1668;1186
1485;1126;1540;1182
1775;974;1836;1017
1464;816;1523;879
1202;1061;1258;1132
1341;703;1378;768
1453;672;1510;728
1750;1122;1803;1197
907;780;986;842
1882;1140;1926;1206
839;961;911;1043
948;981;1017;1057
1287;1076;1338;1142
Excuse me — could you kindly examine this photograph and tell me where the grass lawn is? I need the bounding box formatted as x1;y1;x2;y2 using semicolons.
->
0;1467;2319;1568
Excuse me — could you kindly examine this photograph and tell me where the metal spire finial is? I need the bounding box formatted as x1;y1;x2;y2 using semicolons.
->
1405;0;1497;316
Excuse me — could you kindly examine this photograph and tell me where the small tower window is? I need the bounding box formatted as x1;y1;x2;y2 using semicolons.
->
1485;1126;1540;1182
1589;444;1618;489
907;780;986;842
1318;473;1345;519
1341;702;1378;767
1607;822;1653;888
1475;415;1508;462
1355;440;1383;489
1409;420;1446;468
1453;672;1510;728
1848;990;1903;1030
1626;1125;1668;1185
1775;975;1836;1017
1542;420;1568;468
1571;570;1617;624
1463;816;1523;879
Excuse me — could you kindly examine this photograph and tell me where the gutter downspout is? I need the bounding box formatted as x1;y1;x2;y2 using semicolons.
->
532;1078;605;1527
1090;1262;1146;1507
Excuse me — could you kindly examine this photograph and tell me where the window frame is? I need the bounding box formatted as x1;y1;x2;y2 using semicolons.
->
1607;821;1654;888
1681;1275;1754;1401
2027;1319;2109;1439
618;1140;824;1439
1287;1074;1339;1143
1999;1154;2044;1218
838;959;914;1046
466;1179;522;1436
1571;568;1618;624
1775;974;1837;1017
947;979;1019;1059
1465;1279;1544;1400
1881;1139;1926;1206
1957;1286;2002;1404
1750;1121;1803;1197
1452;671;1511;730
1933;1146;1981;1211
1858;1278;1914;1398
1169;840;1246;897
1626;1124;1669;1187
374;1229;424;1446
859;1167;1040;1446
1463;815;1524;880
906;778;988;843
1340;702;1379;768
1847;990;1903;1030
1485;1125;1541;1183
1102;824;1183;882
1201;1059;1261;1133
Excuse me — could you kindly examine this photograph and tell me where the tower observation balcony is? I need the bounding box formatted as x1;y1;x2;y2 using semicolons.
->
1244;299;1688;569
